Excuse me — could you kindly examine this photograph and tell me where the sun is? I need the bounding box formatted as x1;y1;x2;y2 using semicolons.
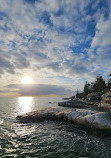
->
21;76;32;84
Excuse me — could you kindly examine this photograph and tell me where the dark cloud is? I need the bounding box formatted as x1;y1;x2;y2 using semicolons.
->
10;51;30;69
0;49;30;76
0;56;15;75
6;84;72;96
46;62;60;72
33;52;48;61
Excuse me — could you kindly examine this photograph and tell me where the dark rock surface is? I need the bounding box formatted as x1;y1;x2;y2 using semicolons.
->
58;99;90;108
86;92;101;103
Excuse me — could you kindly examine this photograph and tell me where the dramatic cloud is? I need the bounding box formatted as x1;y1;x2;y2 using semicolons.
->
0;0;111;93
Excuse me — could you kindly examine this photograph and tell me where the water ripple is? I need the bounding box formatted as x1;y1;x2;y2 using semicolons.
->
0;97;111;158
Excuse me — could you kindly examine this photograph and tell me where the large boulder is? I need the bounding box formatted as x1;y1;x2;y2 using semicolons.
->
99;89;111;109
16;108;111;131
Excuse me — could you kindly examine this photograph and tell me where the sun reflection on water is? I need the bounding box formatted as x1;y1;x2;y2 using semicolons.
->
18;97;34;114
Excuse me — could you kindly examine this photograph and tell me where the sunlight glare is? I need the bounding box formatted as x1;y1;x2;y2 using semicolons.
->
18;97;34;114
21;76;32;84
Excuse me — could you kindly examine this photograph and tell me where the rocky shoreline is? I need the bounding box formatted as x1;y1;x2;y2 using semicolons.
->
16;89;111;135
59;89;111;110
16;108;111;134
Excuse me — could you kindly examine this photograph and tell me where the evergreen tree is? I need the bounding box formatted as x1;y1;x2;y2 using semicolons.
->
92;75;106;92
84;81;90;95
108;74;111;88
90;82;94;92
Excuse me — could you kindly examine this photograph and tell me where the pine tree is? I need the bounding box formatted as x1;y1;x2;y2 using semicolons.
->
84;81;90;95
108;74;111;88
92;75;106;92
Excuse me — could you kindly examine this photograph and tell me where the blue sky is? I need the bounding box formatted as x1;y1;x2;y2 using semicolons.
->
0;0;111;96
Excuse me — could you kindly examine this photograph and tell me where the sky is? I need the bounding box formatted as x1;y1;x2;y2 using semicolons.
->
0;0;111;96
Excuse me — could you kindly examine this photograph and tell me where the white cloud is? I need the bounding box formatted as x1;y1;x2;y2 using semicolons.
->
0;0;111;92
91;14;111;47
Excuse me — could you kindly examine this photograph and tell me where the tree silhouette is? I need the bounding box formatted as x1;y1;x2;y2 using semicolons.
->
108;74;111;88
84;81;91;95
92;75;106;92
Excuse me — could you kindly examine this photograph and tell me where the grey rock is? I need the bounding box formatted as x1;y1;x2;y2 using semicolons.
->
99;89;111;109
58;99;89;108
16;108;111;131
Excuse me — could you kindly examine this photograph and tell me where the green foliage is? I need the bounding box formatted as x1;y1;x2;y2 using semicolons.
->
92;75;106;92
76;75;108;98
76;92;85;98
108;74;111;88
108;79;111;88
83;81;91;95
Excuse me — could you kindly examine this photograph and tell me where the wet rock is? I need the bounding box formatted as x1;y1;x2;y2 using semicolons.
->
16;108;111;131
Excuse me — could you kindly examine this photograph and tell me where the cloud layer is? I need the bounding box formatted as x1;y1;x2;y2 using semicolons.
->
0;0;111;92
4;84;73;96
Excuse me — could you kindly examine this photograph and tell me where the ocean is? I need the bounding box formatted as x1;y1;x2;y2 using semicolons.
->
0;96;111;158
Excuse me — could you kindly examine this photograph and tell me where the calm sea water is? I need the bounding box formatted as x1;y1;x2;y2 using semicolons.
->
0;96;111;158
